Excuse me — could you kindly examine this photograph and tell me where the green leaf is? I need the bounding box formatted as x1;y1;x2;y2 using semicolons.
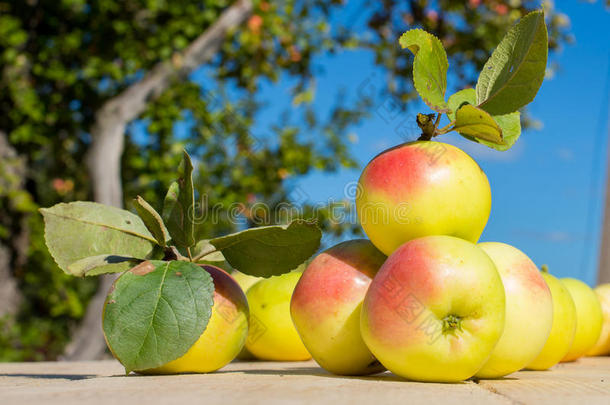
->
447;88;521;150
454;104;503;144
133;196;169;247
447;88;477;121
162;151;196;249
192;239;226;262
162;181;179;222
399;29;449;113
472;111;521;151
40;202;158;276
476;10;548;115
102;260;214;374
209;220;322;277
66;255;142;277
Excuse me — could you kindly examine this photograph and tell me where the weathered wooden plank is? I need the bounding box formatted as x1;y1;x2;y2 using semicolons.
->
0;360;508;405
477;357;610;405
1;358;609;405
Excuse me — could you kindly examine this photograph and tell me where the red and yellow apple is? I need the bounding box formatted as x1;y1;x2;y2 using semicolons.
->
475;243;553;378
356;141;491;255
143;265;249;374
527;267;577;370
561;278;603;361
587;283;610;356
291;239;387;375
360;235;505;382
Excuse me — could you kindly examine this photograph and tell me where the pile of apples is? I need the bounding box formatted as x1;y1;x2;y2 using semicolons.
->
149;140;610;382
285;140;610;382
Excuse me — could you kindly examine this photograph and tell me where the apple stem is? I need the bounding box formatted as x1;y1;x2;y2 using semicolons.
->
163;246;189;261
416;113;437;140
417;112;455;140
540;264;549;273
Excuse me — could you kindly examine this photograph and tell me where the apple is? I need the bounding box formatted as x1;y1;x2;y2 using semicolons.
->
360;235;505;382
526;267;577;370
245;271;311;361
143;265;248;374
587;283;610;356
291;239;387;375
475;242;553;378
231;271;261;360
231;270;261;294
561;278;603;362
356;141;491;255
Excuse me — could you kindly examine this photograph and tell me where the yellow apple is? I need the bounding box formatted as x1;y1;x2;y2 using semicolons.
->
245;271;311;361
586;283;610;356
475;243;553;378
561;278;603;362
231;271;262;360
142;265;248;374
291;239;386;375
360;235;505;382
356;141;491;256
231;270;261;294
526;267;577;370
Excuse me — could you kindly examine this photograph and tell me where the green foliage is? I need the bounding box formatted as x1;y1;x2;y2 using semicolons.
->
405;10;547;149
103;260;214;373
0;0;573;360
42;151;322;282
476;10;548;115
133;196;170;247
0;216;97;361
453;105;503;144
40;202;158;276
447;89;477;121
209;220;322;277
447;88;521;150
162;152;196;250
399;29;449;113
73;147;320;369
487;112;521;151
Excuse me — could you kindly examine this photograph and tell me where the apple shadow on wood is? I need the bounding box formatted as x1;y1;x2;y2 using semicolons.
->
217;365;481;384
0;373;95;380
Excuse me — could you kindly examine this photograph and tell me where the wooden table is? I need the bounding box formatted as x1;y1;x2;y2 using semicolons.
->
1;357;610;404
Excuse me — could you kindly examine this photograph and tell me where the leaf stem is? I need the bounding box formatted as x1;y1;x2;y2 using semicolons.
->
192;247;219;262
434;121;455;136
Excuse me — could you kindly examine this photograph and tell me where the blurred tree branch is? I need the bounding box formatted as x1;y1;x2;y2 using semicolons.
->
0;131;25;319
87;0;253;207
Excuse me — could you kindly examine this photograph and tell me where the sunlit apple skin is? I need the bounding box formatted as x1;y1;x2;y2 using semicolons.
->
356;141;491;256
561;278;603;361
232;271;261;294
291;240;387;375
143;265;249;374
360;235;505;382
587;284;610;356
245;272;311;361
475;242;553;378
526;271;577;370
231;271;262;360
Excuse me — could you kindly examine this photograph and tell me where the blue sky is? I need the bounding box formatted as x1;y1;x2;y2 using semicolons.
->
189;2;610;283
